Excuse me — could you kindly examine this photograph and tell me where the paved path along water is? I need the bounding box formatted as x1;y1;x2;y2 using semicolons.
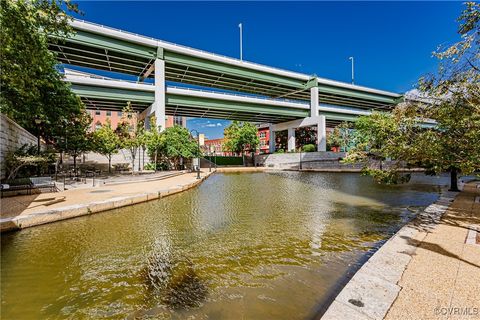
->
322;181;480;320
0;171;214;232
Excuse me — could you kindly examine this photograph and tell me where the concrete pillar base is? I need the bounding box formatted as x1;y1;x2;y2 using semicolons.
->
287;127;296;152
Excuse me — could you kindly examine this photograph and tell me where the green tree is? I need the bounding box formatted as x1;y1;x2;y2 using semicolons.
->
345;3;480;190
159;126;200;170
116;103;143;174
144;116;164;171
55;111;92;174
5;144;57;180
223;121;259;155
0;0;84;140
92;120;121;173
327;122;355;151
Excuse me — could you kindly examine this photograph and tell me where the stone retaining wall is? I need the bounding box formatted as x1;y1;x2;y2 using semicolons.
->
0;114;44;179
255;152;355;169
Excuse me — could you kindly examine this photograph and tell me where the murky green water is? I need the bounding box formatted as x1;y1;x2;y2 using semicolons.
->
1;172;447;319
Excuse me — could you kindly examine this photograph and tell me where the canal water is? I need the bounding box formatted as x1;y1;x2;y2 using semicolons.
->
1;172;447;319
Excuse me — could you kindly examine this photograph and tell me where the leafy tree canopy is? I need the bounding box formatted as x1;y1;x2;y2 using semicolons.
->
223;121;259;154
345;2;480;190
53;110;92;173
0;0;84;140
160;126;200;169
92;120;121;173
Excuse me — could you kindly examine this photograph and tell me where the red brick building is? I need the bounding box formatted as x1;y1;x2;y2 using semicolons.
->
257;127;270;154
88;110;186;132
203;138;225;155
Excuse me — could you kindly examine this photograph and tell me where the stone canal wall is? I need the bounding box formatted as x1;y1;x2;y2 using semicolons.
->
320;189;458;320
255;152;362;170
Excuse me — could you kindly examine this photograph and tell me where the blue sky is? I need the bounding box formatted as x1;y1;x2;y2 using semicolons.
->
70;1;463;139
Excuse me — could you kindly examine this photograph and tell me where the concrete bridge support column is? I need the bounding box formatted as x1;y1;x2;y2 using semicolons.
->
287;127;296;152
269;124;276;153
154;58;166;131
310;86;319;117
317;115;327;151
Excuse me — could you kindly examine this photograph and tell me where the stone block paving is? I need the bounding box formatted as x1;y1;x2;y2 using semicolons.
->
322;182;480;320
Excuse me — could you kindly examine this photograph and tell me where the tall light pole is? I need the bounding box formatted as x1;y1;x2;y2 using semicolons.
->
349;56;355;85
239;23;243;61
190;129;201;179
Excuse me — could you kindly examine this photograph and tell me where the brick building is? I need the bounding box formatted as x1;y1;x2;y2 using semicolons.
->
88;110;186;132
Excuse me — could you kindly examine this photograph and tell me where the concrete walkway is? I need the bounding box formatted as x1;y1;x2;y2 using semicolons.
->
0;171;214;232
322;181;480;320
385;182;480;320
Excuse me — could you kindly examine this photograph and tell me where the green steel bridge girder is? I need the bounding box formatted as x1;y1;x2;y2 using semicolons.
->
320;112;360;123
317;84;399;105
163;52;306;89
53;29;403;105
166;94;309;118
69;84;310;118
70;84;155;103
54;30;157;59
52;29;310;88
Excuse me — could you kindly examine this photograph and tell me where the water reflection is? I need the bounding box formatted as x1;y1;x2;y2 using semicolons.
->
1;172;447;319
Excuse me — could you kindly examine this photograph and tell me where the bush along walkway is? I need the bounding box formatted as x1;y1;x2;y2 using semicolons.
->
0;171;215;232
322;181;480;320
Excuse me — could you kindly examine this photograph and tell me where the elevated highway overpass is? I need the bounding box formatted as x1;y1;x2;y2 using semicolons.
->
50;18;403;152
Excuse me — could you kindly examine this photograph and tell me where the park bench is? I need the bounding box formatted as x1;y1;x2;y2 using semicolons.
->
0;178;33;197
113;163;130;174
29;177;57;193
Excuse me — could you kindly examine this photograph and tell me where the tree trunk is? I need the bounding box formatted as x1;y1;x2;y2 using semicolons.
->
108;155;111;174
131;148;136;175
154;152;158;172
449;167;459;192
73;155;77;177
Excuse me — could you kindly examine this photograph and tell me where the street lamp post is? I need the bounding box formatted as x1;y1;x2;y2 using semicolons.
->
209;152;212;172
299;149;302;170
34;117;42;176
190;129;201;179
239;23;243;61
34;118;42;155
349;56;355;85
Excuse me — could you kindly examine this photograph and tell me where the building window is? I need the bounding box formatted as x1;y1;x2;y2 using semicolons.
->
118;111;122;116
259;132;266;138
173;116;183;126
106;111;111;116
95;110;101;116
95;122;102;131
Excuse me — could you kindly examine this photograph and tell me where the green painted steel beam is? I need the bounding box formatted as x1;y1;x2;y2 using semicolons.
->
54;30;156;59
71;84;155;103
304;77;318;90
318;84;398;105
320;112;360;122
166;93;309;118
70;83;308;118
164;51;306;89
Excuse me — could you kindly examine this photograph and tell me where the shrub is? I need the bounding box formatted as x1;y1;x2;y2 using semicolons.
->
302;144;316;152
204;156;243;166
